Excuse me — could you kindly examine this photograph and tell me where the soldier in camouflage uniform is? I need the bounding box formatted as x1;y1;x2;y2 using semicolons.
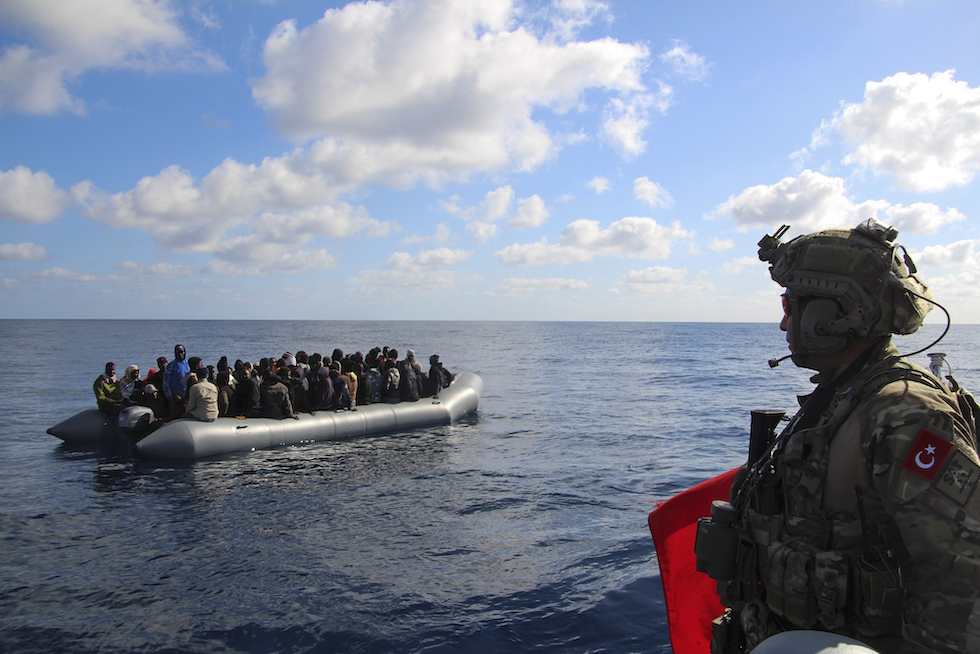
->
705;220;980;654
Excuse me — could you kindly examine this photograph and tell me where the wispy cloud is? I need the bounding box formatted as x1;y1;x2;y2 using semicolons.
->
617;266;713;296
660;39;711;82
490;277;589;295
0;242;50;261
347;247;476;294
495;217;692;265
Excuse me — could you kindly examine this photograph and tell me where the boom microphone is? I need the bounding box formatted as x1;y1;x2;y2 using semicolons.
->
768;354;794;368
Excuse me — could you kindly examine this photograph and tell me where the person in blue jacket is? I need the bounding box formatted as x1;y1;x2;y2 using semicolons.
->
161;344;190;410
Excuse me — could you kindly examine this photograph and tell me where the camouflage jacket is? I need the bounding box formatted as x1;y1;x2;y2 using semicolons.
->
725;339;980;654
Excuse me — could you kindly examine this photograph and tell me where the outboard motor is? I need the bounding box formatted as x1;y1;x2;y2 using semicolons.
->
117;405;155;438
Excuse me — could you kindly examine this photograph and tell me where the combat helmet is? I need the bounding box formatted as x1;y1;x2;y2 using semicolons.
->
758;219;932;351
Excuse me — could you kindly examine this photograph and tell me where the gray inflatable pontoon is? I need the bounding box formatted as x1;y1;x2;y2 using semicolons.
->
48;372;483;459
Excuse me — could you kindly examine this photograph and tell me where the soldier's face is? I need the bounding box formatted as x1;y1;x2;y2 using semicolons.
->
780;293;810;365
779;294;792;333
779;293;803;350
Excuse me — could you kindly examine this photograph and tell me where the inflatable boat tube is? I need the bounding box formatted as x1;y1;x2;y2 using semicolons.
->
47;408;127;444
48;372;484;459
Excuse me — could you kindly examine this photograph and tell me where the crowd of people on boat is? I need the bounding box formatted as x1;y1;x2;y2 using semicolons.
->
93;344;456;423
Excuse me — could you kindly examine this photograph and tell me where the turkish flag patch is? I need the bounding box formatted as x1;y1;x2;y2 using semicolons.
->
902;429;955;483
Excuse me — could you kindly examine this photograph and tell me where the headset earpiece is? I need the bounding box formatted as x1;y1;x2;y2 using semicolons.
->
798;298;846;352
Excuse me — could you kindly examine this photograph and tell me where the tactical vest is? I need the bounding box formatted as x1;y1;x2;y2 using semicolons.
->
722;356;956;646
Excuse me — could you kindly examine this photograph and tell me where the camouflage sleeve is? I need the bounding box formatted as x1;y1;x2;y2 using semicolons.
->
864;382;980;653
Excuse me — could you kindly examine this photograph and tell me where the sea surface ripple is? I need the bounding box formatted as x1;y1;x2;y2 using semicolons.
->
1;320;977;653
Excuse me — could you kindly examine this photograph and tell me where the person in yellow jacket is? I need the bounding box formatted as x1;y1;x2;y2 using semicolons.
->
93;362;128;415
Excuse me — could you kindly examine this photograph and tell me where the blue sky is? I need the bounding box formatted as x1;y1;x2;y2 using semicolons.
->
2;0;979;322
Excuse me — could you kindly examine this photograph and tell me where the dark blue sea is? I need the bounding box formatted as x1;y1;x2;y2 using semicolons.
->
2;320;978;653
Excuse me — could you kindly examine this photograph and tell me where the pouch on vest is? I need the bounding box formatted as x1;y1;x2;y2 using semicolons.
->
720;508;781;607
850;558;904;636
813;551;848;629
695;501;739;582
747;509;780;578
831;516;866;551
765;540;817;627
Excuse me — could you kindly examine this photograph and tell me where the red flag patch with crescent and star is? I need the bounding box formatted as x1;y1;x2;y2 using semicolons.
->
902;429;954;483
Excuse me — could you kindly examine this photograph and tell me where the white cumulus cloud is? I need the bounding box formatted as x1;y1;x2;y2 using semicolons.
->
633;176;673;208
888;240;980;310
251;204;395;244
65;0;662;274
0;0;223;115
713;169;963;235
832;70;980;191
73;159;391;256
483;186;515;224
251;0;650;180
442;186;550;241
0;166;69;223
510;195;550;228
198;203;395;276
587;176;610;193
915;240;980;270
207;240;338;277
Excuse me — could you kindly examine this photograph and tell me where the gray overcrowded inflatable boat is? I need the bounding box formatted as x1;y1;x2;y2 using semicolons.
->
47;372;484;459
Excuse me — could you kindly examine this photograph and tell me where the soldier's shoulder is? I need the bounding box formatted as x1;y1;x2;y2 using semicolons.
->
858;359;954;419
